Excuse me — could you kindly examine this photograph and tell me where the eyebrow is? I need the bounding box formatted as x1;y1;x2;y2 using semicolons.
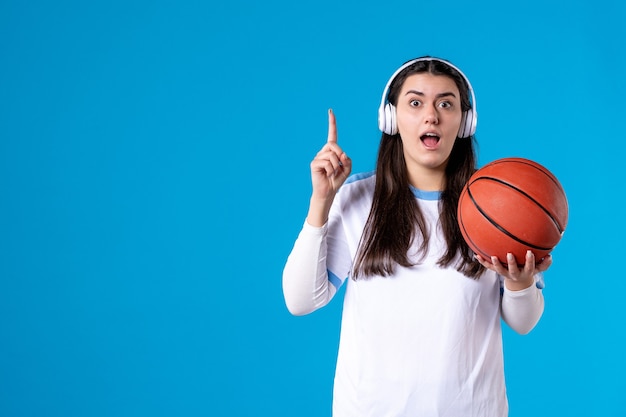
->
404;90;458;99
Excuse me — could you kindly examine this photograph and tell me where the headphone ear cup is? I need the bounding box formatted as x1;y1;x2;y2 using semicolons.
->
379;103;394;134
385;103;397;135
378;105;387;133
458;109;475;138
380;103;391;135
458;111;468;138
465;108;475;137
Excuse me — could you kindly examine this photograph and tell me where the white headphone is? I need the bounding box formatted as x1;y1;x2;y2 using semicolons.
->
377;57;477;138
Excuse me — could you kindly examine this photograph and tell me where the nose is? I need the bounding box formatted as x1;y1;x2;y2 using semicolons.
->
424;105;439;125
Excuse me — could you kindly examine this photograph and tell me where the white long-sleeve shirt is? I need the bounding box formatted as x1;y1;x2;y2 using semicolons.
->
283;172;544;417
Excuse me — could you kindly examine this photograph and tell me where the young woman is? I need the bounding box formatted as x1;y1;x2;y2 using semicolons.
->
282;56;551;416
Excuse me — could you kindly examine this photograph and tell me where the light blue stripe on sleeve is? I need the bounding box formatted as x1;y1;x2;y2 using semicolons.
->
344;171;374;185
328;270;343;290
535;272;545;289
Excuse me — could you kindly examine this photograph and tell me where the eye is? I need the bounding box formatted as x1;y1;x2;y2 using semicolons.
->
438;101;452;109
409;99;421;107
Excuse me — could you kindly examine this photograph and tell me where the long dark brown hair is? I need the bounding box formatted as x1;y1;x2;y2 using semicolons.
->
351;58;484;279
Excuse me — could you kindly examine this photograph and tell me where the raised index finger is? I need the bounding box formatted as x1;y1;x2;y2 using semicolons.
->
327;108;337;144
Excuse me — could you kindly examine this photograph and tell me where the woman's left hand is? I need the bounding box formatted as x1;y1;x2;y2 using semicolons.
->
475;251;552;291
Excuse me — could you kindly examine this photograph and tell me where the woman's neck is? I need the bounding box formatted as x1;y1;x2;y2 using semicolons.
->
407;165;446;191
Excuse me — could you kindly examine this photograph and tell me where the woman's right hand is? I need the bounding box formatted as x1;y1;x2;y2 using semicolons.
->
307;109;352;227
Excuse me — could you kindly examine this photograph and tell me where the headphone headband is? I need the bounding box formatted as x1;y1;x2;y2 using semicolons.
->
377;57;477;138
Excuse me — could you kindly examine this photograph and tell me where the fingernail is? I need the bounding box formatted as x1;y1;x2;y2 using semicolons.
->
507;253;514;261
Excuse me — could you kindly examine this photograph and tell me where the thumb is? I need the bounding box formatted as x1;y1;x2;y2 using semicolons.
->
337;152;352;180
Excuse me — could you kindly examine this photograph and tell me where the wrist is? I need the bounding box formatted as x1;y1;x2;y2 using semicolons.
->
504;276;535;292
307;196;334;227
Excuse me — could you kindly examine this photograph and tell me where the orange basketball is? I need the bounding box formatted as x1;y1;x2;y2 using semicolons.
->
457;157;568;265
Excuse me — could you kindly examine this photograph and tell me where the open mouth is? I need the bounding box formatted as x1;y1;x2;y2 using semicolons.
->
420;132;440;148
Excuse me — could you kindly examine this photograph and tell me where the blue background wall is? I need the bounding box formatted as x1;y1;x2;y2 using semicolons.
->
1;0;624;415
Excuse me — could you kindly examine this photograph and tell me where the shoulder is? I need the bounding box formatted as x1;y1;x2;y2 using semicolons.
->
341;171;376;194
332;171;376;214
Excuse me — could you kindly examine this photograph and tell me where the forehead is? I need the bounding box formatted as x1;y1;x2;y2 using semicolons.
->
400;73;460;96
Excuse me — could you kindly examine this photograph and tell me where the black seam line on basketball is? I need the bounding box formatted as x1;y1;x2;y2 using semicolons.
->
467;187;552;251
459;213;491;260
493;160;561;188
470;176;564;234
